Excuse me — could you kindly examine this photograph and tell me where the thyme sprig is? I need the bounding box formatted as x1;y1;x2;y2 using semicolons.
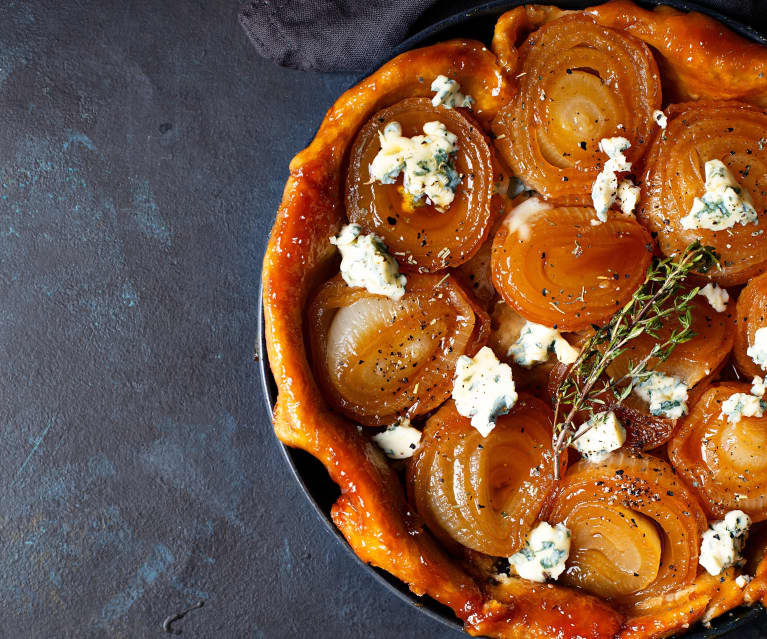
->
551;241;719;479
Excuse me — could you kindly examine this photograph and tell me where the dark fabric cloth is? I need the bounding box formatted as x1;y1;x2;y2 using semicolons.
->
238;0;435;72
239;0;767;73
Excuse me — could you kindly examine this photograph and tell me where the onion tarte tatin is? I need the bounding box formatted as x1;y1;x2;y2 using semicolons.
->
263;3;767;637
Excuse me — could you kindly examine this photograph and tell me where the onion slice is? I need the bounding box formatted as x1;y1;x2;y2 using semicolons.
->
491;13;661;205
408;395;565;557
307;272;488;426
491;204;653;331
545;452;707;611
639;100;767;286
669;382;767;522
346;98;501;272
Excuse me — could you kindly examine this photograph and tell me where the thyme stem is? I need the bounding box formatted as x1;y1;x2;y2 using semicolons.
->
551;242;719;479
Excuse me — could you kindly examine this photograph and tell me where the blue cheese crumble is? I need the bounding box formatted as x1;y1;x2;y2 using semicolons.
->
615;179;640;216
698;283;729;313
509;321;579;368
680;159;758;231
747;326;767;371
752;376;767;397
652;110;667;129
633;371;689;419
372;418;421;459
721;392;766;424
330;224;406;300
430;75;474;109
452;346;517;437
571;411;626;462
368;120;462;211
699;510;751;576
509;522;571;583
591;137;633;223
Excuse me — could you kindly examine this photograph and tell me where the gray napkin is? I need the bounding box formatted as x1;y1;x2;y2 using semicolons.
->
238;0;766;73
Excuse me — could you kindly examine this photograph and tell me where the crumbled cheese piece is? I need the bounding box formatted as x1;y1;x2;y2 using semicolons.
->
509;321;579;368
698;283;729;313
591;137;633;223
679;159;758;231
652;110;667;129
633;372;689;419
721;392;766;424
452;346;518;437
430;75;474;109
372;418;421;459
747;326;767;371
736;575;752;588
752;376;767;397
509;522;571;583
368;120;461;211
571;411;626;462
699;510;751;576
330;224;406;299
615;179;640;216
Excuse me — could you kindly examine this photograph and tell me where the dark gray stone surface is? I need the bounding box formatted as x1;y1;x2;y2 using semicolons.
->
1;1;766;637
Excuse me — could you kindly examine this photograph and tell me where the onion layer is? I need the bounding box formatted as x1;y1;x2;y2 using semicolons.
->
491;204;653;331
346;98;500;271
545;452;707;611
307;273;488;426
669;382;767;522
492;13;660;205
409;395;565;557
734;270;767;378
639;101;767;286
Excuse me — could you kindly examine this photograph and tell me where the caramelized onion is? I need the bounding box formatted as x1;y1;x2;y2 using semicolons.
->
491;203;653;331
735;270;767;377
492;13;661;204
669;382;767;522
346;98;500;271
307;273;488;426
639;101;767;286
409;396;565;557
545;452;707;610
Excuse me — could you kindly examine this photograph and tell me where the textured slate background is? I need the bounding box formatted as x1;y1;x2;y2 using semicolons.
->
1;0;766;637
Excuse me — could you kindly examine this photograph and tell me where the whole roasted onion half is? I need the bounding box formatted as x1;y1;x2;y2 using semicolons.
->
669;382;767;522
639;101;767;286
491;201;653;331
492;13;661;204
408;395;565;557
346;98;501;272
735;270;767;377
545;452;707;610
307;273;489;426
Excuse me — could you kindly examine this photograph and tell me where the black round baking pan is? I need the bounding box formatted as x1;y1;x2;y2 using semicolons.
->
257;2;767;636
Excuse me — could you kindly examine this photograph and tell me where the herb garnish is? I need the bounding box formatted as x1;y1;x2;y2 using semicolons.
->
551;242;719;478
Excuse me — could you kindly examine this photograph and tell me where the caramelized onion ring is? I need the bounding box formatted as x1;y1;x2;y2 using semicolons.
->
492;13;660;204
347;99;499;271
491;204;653;331
307;272;488;426
545;452;707;610
409;395;565;557
669;382;767;522
734;270;767;378
639;101;767;286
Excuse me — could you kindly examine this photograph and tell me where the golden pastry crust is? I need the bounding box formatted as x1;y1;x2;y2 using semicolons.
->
263;5;765;637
